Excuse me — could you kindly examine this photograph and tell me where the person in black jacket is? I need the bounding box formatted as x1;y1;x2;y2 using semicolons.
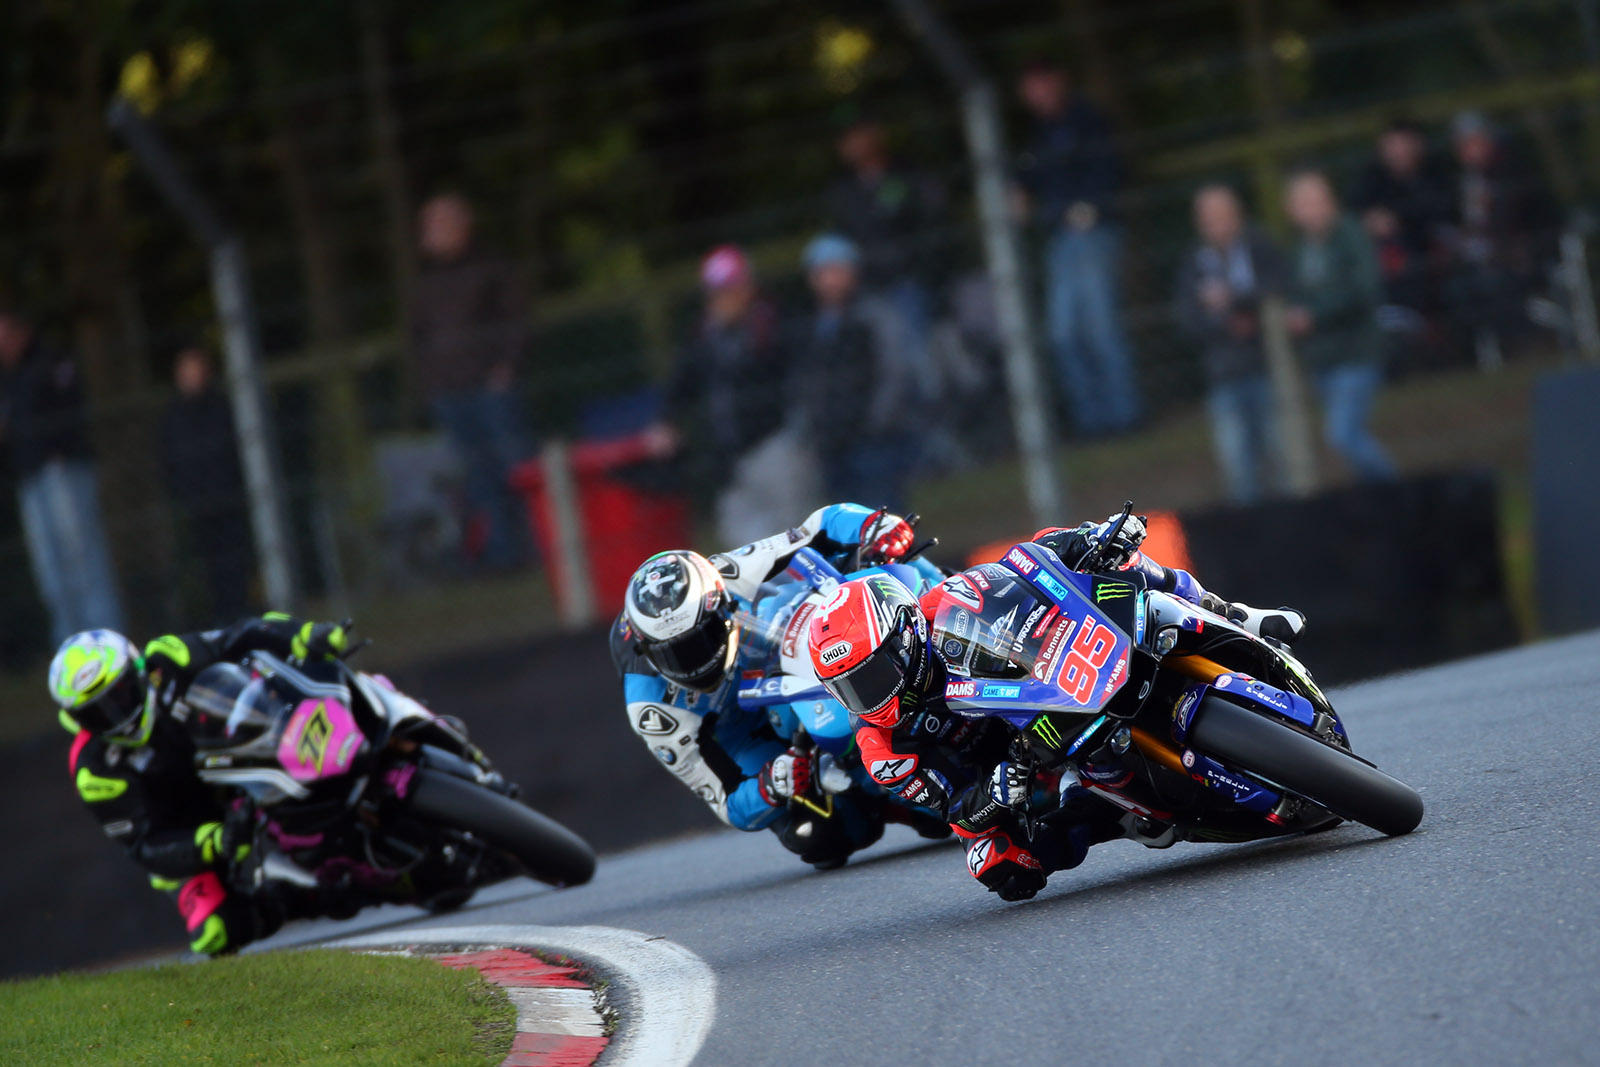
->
0;306;123;643
49;616;358;955
1174;185;1289;503
823;116;949;384
1014;62;1140;436
793;234;910;510
1353;120;1452;316
158;347;253;623
664;245;818;545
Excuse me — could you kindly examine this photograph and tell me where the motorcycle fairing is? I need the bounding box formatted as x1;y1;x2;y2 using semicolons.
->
937;542;1134;727
277;698;363;782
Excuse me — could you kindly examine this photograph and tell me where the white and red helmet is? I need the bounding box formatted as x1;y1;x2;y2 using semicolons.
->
807;574;928;727
624;551;737;691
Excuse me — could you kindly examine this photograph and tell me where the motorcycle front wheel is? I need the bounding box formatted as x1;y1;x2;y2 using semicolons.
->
1189;696;1424;837
407;769;597;888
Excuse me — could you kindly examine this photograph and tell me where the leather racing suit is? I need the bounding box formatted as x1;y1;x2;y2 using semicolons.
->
610;503;945;863
65;613;355;955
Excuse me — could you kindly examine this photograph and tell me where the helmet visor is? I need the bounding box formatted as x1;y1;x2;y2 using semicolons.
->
644;613;735;690
72;668;147;737
824;611;919;720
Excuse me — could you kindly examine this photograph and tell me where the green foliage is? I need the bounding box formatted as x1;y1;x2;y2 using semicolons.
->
0;949;515;1066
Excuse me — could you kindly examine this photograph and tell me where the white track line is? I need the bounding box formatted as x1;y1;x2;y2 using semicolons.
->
332;924;716;1067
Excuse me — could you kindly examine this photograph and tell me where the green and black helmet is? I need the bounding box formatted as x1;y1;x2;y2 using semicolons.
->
49;630;152;744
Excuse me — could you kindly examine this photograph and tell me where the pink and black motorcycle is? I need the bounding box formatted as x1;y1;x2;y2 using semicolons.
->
181;650;595;915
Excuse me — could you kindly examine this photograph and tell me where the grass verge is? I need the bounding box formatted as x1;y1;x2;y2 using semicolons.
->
0;950;515;1067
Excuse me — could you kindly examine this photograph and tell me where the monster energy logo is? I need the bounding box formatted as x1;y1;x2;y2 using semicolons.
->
1095;583;1133;603
1032;716;1063;748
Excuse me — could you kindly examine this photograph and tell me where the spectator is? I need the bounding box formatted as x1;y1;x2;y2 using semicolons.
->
158;347;253;622
1353;119;1453;355
823;115;948;379
794;234;909;510
0;306;123;643
411;192;534;571
1014;60;1140;436
1443;111;1561;364
664;245;818;546
1174;185;1287;503
1283;171;1397;484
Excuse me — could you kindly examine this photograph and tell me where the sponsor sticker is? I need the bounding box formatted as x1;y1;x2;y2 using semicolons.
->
941;575;983;610
1031;606;1060;639
1036;571;1069;600
1216;674;1233;689
636;705;679;736
943;638;965;659
1174;690;1200;731
818;641;853;667
1032;618;1078;681
1182;748;1196;768
870;757;914;783
981;683;1022;700
781;602;816;659
950;608;972;638
1103;653;1128;695
1005;547;1037;575
945;679;977;699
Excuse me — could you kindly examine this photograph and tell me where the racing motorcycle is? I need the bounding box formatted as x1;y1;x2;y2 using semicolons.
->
735;545;950;864
932;503;1423;849
180;650;595;916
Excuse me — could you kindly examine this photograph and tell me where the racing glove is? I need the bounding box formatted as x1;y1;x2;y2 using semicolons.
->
860;511;917;566
291;619;352;663
195;817;254;868
1089;512;1148;569
757;750;814;806
988;761;1031;810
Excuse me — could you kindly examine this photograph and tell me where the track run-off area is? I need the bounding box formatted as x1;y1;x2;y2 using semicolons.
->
259;630;1600;1066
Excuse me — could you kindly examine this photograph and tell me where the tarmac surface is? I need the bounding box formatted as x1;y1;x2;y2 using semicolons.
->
258;630;1600;1066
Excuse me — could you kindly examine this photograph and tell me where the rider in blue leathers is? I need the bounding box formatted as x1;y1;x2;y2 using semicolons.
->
610;503;949;867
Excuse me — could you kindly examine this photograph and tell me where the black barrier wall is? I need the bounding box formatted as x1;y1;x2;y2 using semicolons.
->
2;474;1517;977
1532;366;1600;636
1181;471;1517;684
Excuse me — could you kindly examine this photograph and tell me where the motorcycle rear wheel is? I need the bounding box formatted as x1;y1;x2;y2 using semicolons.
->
1189;696;1423;837
408;769;597;888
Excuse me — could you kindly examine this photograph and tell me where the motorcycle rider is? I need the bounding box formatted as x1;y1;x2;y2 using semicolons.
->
611;502;950;867
51;613;360;956
808;512;1305;901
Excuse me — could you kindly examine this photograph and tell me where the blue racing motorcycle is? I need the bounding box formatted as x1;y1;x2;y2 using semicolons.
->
934;503;1423;845
736;548;949;859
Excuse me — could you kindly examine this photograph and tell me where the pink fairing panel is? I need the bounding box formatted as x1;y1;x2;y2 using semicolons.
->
277;698;364;782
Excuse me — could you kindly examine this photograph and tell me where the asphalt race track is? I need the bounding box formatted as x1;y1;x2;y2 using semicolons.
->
260;630;1600;1066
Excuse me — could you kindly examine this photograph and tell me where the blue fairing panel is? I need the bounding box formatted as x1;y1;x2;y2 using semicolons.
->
936;543;1134;721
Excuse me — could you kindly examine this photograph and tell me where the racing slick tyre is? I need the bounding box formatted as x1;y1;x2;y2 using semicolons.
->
1190;696;1424;837
409;769;597;887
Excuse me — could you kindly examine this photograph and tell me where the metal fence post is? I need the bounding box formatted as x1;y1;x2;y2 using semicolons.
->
1260;295;1319;496
889;0;1065;526
107;98;300;611
540;440;596;628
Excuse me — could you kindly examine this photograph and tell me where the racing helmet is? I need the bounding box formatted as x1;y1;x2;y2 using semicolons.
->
807;574;928;728
624;551;738;691
49;630;151;744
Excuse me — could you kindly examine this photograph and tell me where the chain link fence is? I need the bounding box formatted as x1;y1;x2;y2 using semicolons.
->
0;0;1594;679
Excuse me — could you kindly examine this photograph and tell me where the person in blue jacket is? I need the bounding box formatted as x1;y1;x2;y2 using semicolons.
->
609;503;949;867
